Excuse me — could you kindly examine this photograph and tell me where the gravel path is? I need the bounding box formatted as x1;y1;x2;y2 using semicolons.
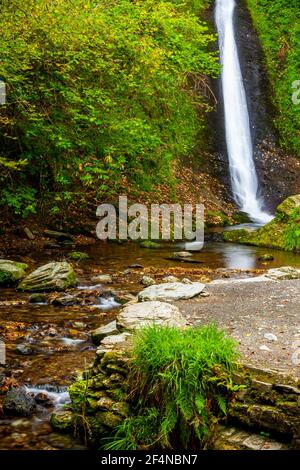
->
176;277;300;376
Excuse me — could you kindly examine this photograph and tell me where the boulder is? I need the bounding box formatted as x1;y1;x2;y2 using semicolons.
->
265;266;300;280
276;195;300;217
91;321;119;345
29;293;48;304
223;194;300;252
116;301;187;331
0;260;28;286
18;262;77;292
44;230;73;241
51;294;80;306
3;388;36;416
138;282;205;302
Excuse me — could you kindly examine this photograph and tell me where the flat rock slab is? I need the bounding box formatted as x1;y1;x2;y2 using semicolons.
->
117;301;187;331
176;277;300;376
138;282;205;302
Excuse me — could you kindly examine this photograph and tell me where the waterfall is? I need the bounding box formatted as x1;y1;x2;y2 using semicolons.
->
215;0;273;225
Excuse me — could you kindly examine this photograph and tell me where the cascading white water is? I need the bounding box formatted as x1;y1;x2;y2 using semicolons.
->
215;0;273;225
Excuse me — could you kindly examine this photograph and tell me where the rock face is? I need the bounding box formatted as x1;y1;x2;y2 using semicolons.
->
117;301;187;331
18;262;77;292
3;388;36;416
265;266;300;280
138;282;205;302
0;260;28;286
223;194;300;252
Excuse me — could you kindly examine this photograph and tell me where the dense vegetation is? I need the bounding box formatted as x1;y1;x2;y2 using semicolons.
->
247;0;300;157
104;324;239;450
0;0;218;217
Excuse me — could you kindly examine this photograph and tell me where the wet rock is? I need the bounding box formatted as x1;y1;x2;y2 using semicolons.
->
51;294;80;306
50;410;74;432
265;267;300;280
173;251;192;259
29;293;48;304
140;240;160;249
18;262;77;292
129;263;143;269
138;282;205;302
44;230;74;241
3;388;36;416
35;392;53;407
91;274;113;284
162;275;179;283
258;254;274;261
15;344;34;355
99;333;132;351
91;321;119;345
68;251;89;261
117;301;187;331
141;275;156;286
0;260;28;286
47;327;58;337
46;432;75;449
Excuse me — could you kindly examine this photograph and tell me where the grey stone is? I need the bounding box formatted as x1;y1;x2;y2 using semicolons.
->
18;262;77;292
15;344;34;355
265;266;300;280
251;379;273;393
52;294;80;306
99;333;132;350
117;301;187;331
91;274;113;284
162;276;179;283
0;260;28;286
264;333;278;342
44;230;73;241
173;251;192;258
138;282;205;302
91;321;119;345
3;388;36;417
141;275;156;286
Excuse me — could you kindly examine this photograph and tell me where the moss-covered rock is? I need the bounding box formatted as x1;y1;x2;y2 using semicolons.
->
0;260;28;286
50;410;74;432
18;261;77;291
223;194;300;252
68;251;89;261
140;240;160;249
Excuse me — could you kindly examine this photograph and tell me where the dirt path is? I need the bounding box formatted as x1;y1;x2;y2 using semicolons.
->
176;277;300;376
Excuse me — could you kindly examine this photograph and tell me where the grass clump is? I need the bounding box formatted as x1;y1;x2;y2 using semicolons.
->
284;207;300;251
103;324;239;450
68;251;89;262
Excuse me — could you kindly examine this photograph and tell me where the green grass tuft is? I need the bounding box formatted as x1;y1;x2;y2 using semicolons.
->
103;323;239;450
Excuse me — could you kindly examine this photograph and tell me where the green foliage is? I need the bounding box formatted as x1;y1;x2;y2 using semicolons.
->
1;186;37;218
104;324;239;450
68;251;89;262
0;0;219;209
284;207;300;251
248;0;300;156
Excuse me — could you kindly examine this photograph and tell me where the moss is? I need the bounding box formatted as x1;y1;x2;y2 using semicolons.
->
140;240;160;249
68;251;89;261
0;271;12;285
50;410;74;432
223;195;300;252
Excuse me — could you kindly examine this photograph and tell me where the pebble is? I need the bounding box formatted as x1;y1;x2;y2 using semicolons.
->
264;333;278;342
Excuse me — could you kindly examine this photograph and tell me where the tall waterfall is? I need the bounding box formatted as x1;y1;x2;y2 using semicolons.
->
215;0;272;225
